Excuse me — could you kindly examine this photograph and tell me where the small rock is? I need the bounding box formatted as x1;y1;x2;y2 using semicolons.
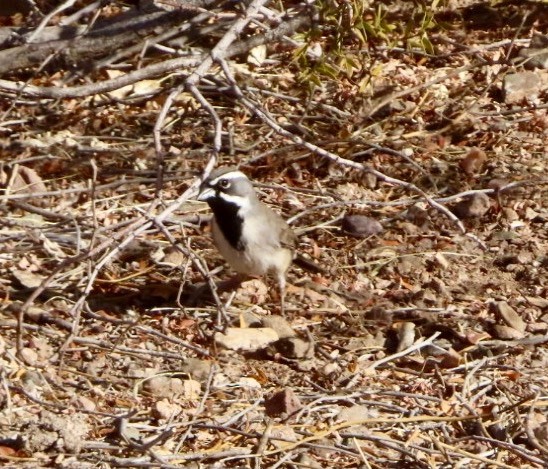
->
270;426;298;448
405;203;429;226
144;376;183;397
503;71;546;104
144;376;199;399
453;193;490;218
25;427;58;453
77;396;96;413
118;424;142;443
296;358;322;373
12;269;44;289
264;388;302;418
214;327;279;352
396;255;424;275
526;296;548;309
260;316;296;339
516;251;533;264
493;325;525;340
490;301;526;333
21;369;46;386
237;279;269;304
23;411;89;454
152;399;183;420
337;405;379;423
459;147;487;176
127;365;160;378
20;347;38;366
502;208;519;222
85;354;107;377
466;331;491;344
491;230;519;241
487;178;509;191
362;172;378;189
21;370;47;393
239;311;263;328
399;221;421;235
273;337;314;359
342;214;383;237
237;377;262;389
534;422;548;444
439;348;462;368
183;379;201;399
322;362;339;376
160;247;187;266
347;332;386;349
297;453;322;469
430;278;451;298
527;323;548;334
434;252;450;269
28;336;54;363
180;358;212;382
417;289;439;306
524;207;540;220
394;322;415;352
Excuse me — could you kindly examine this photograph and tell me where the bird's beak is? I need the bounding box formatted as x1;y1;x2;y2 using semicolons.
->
197;186;214;201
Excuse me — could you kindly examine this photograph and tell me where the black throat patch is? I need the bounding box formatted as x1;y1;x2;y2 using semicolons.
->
208;196;245;251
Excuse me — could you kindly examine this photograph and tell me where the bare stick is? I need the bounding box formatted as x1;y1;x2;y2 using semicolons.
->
26;0;78;44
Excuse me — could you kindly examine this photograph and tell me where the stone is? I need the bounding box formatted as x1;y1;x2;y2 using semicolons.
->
490;301;526;333
453;193;490;218
214;327;279;352
342;214;383;237
503;71;546;104
264;388;302;417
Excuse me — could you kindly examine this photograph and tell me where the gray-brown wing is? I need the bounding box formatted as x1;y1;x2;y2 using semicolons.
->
257;203;297;250
279;223;297;250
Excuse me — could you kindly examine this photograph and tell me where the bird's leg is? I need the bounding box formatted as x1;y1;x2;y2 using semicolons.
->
278;273;286;316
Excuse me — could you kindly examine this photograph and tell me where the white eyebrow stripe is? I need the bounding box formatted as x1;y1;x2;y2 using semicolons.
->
209;171;248;185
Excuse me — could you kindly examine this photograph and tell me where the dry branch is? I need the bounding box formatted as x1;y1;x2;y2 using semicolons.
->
0;15;310;98
0;7;210;75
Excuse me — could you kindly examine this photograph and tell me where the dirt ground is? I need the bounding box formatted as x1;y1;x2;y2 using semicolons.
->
0;1;547;468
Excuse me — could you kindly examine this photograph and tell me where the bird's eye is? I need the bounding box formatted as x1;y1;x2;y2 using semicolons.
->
218;178;230;189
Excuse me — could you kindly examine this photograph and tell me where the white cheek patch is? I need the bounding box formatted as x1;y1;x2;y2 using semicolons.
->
209;171;248;186
219;192;252;215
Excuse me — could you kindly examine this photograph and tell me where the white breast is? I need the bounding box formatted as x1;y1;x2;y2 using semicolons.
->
212;215;293;278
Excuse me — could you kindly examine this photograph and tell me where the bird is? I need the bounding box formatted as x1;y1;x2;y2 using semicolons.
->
197;166;319;315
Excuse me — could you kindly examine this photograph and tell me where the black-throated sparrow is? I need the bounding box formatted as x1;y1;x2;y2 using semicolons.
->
197;167;318;314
